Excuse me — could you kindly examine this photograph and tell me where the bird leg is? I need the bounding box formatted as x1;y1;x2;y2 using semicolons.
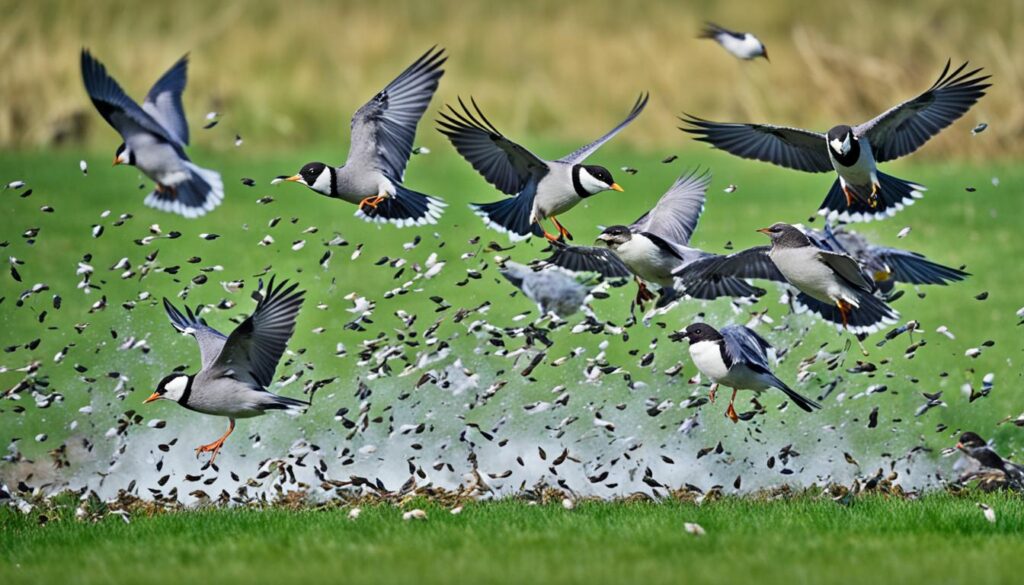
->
358;193;387;212
841;184;856;207
725;388;740;423
869;181;880;208
708;382;719;404
550;216;573;241
837;299;870;356
195;418;235;464
634;277;656;305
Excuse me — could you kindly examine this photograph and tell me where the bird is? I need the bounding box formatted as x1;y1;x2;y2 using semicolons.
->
80;49;224;218
437;93;648;241
699;22;769;61
277;47;447;227
675;322;819;422
541;168;763;307
681;60;990;222
675;223;899;335
499;261;594;319
145;277;308;464
956;432;1024;486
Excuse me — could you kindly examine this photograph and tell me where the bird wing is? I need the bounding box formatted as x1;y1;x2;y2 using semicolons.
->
81;49;182;152
211;277;305;389
162;298;227;370
142;54;190;146
720;325;773;372
346;47;446;181
674;246;784;286
818;250;874;292
437;97;549;195
556;93;649;164
541;242;633;279
699;22;745;41
629;168;710;245
680;115;832;173
868;246;970;285
855;61;990;163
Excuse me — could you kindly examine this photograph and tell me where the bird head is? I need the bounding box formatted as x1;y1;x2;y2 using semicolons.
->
757;222;809;247
827;125;855;157
144;373;191;404
577;165;623;196
596;225;632;249
680;322;722;344
280;162;331;194
113;143;134;166
957;431;987;451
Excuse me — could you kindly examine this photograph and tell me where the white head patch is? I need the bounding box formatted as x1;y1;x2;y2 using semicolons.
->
578;167;610;194
162;375;189;401
309;166;333;194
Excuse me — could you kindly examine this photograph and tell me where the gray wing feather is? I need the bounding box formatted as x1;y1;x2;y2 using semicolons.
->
142;54;190;146
556;93;649;164
680;114;831;173
346;47;446;180
869;246;969;285
437;97;549;195
818;250;874;292
542;242;633;279
674;246;784;285
212;277;305;389
163;298;227;369
720;325;773;372
629;167;710;244
855;61;990;163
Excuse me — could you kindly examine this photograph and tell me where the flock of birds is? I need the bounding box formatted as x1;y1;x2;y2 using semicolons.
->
2;23;1019;501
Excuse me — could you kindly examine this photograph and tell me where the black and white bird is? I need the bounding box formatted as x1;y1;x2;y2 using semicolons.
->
438;94;647;241
145;277;309;464
81;49;224;218
676;223;899;335
542;169;763;307
956;432;1024;486
499;261;594;319
681;61;990;221
278;47;447;227
699;22;769;62
676;322;819;422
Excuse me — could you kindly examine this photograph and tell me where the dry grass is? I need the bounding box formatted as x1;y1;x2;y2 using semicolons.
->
0;0;1020;157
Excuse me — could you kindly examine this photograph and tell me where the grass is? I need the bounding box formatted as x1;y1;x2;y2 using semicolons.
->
3;493;1024;584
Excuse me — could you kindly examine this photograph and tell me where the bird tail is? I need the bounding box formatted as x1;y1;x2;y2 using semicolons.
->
819;172;925;223
698;22;726;39
793;291;899;336
264;394;309;415
144;162;224;218
470;193;543;241
356;183;446;227
765;374;821;412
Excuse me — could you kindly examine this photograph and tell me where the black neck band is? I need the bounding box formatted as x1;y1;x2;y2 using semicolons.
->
572;165;591;199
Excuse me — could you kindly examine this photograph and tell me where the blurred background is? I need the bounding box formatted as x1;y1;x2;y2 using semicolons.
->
0;0;1020;157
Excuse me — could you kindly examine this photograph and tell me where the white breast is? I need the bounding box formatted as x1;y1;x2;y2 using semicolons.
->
719;34;762;59
829;137;876;186
534;164;580;219
614;236;678;286
688;340;730;382
769;246;840;304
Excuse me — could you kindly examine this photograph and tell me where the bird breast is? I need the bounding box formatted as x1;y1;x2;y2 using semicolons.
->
615;236;678;285
770;247;844;303
688;341;731;382
534;164;580;219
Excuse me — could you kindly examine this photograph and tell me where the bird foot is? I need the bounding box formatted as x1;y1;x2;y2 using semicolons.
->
194;438;226;463
869;182;880;208
709;383;719;404
725;402;739;423
550;216;573;241
842;185;856;207
358;194;387;212
635;280;656;305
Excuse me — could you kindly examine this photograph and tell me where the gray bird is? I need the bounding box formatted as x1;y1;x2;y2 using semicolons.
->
676;322;819;422
681;60;989;222
279;47;447;227
499;261;593;318
699;22;769;62
81;49;224;218
543;168;763;307
676;223;899;335
145;277;308;464
438;94;648;241
956;432;1024;487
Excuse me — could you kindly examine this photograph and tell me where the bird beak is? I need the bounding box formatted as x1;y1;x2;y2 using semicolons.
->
610;183;624;192
955;442;965;451
112;155;122;166
756;227;772;235
143;392;161;404
762;52;770;63
283;174;303;184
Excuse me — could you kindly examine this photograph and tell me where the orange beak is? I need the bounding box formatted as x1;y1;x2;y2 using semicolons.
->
610;183;624;192
283;174;302;183
143;392;161;404
756;227;772;235
112;155;121;166
955;442;965;451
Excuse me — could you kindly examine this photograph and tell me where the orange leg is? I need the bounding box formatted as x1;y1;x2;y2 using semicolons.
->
725;388;739;423
550;216;573;241
841;184;856;207
634;277;655;305
358;193;387;212
708;382;719;404
836;299;851;331
195;418;235;464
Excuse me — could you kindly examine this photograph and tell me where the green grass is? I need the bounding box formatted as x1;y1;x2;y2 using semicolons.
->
3;494;1024;585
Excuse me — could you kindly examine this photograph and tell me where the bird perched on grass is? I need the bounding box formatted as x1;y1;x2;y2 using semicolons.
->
438;94;647;241
681;60;989;221
675;322;819;422
145;277;308;464
81;49;223;218
699;22;769;62
277;47;447;227
542;168;763;307
499;261;596;319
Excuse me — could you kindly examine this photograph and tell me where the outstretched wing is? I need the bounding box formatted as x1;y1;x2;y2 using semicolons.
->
142;54;190;146
437;97;549;195
557;93;649;164
162;298;227;369
212;277;305;389
856;61;990;163
347;47;446;180
630;167;710;245
720;325;773;372
674;246;784;286
541;242;633;279
680;115;831;173
869;246;969;285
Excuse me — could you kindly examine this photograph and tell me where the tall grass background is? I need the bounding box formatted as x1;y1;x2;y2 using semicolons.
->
0;0;1020;157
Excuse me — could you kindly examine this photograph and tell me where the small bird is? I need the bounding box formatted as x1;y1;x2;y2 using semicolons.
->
438;94;648;241
956;432;1024;486
676;223;898;335
681;60;989;221
145;277;309;464
699;22;769;61
499;261;593;318
81;49;224;218
279;48;447;227
676;322;819;422
543;169;762;307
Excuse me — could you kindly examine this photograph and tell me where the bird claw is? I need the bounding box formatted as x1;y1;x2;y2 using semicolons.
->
725;402;740;423
869;182;880;208
358;194;387;212
194;439;225;463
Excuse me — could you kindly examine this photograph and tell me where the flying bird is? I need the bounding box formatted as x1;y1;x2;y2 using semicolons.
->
278;47;447;227
681;60;990;221
438;93;648;241
542;168;763;307
699;22;769;61
499;261;595;318
146;277;308;464
676;322;819;422
956;432;1024;487
81;49;224;218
